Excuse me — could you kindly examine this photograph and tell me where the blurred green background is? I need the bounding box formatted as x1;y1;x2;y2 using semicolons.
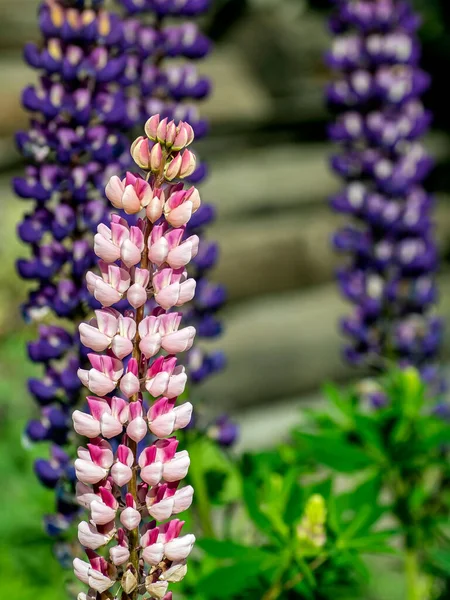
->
1;0;450;598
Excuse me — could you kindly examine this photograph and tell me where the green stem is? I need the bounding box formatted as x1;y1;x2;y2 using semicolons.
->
188;439;215;538
405;549;421;600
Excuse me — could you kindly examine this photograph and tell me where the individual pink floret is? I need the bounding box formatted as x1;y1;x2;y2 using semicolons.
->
72;395;129;439
147;397;193;438
158;312;196;354
77;354;123;396
152;267;196;310
73;552;116;593
164;186;201;227
74;438;114;485
110;445;134;487
86;261;131;307
78;520;115;550
138;315;162;358
127;401;148;442
119;358;141;398
105;172;154;215
145;356;187;399
109;529;130;566
148;223;199;269
94;215;145;267
146;482;194;521
127;267;150;309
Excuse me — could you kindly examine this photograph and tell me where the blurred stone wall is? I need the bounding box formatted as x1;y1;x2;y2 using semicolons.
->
1;0;450;419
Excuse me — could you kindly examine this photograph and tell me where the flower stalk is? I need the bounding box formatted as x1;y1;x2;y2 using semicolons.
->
73;115;199;599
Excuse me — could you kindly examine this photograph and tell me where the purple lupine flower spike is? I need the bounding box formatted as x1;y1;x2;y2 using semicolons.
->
16;0;132;535
328;0;443;385
117;0;233;433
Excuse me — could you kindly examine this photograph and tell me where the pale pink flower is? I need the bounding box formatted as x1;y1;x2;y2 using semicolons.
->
164;534;196;561
127;401;148;442
74;439;114;485
73;554;115;593
127;267;150;308
76;482;98;509
148;223;199;269
152;267;196;310
77;354;123;396
90;487;119;525
145;356;187;399
164;187;201;227
78;520;115;550
110;445;134;487
119;358;141;398
145;115;194;151
146;483;194;521
86;261;130;307
111;315;136;359
130;136;152;171
120;493;142;530
138;315;162;358
148;397;193;438
94;215;145;267
109;530;130;566
163;451;190;483
105;172;153;214
79;308;119;353
158;312;196;354
73;396;128;439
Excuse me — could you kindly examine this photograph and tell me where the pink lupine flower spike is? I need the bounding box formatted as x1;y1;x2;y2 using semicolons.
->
73;116;199;599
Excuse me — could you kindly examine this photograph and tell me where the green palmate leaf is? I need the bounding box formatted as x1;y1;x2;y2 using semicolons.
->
284;475;305;526
351;414;385;458
188;436;241;505
241;455;277;538
294;553;318;589
335;473;385;535
196;539;271;562
293;432;374;473
327;494;342;536
337;505;378;546
343;531;398;554
195;552;279;599
195;561;263;599
421;423;450;451
323;382;354;427
427;548;450;576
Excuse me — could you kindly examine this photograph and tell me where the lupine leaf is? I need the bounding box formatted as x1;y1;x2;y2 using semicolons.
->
293;432;373;472
196;538;271;561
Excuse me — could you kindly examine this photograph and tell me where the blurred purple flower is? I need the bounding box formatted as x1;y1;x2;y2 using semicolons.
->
327;0;443;388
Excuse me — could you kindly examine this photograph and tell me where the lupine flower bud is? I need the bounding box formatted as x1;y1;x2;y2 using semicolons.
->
130;136;152;170
297;494;327;555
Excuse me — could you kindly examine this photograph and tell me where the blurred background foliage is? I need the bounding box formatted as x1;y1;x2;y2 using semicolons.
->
1;0;450;598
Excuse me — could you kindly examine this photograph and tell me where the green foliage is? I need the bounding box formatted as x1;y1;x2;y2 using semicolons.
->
2;331;445;600
179;435;392;600
293;367;450;598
